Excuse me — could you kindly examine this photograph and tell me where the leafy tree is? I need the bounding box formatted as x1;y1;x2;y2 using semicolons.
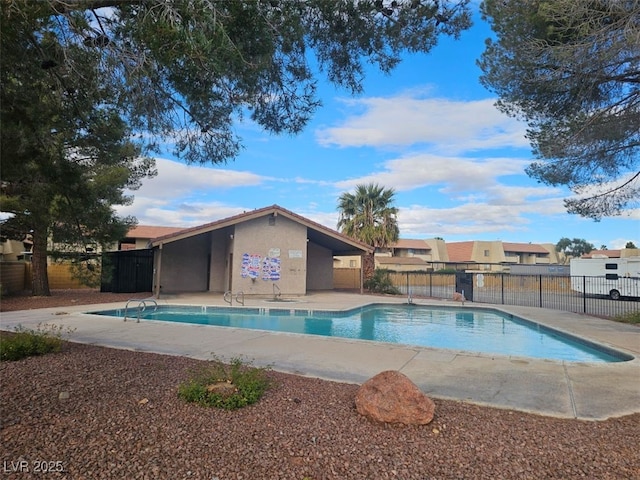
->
626;241;637;249
478;0;639;219
4;0;472;165
2;0;471;295
0;7;156;295
555;237;595;261
337;183;399;280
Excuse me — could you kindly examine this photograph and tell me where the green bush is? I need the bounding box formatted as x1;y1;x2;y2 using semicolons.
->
613;310;640;324
0;324;68;361
178;356;271;410
364;268;401;295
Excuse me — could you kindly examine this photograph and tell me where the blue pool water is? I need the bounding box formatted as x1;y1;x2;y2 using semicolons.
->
89;304;630;363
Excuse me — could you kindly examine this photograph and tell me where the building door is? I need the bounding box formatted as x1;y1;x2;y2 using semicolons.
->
101;250;153;293
455;272;473;301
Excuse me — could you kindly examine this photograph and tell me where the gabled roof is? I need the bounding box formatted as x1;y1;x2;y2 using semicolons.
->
502;242;549;254
126;225;185;239
390;239;432;250
148;205;374;256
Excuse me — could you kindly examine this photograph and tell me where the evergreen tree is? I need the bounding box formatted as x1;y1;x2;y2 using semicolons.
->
0;7;155;295
479;0;639;219
2;0;471;294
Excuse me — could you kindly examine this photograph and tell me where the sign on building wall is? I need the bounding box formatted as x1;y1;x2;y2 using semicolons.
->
241;253;261;279
261;256;281;281
241;252;281;281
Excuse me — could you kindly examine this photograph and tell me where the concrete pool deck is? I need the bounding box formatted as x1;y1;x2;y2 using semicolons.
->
1;291;638;420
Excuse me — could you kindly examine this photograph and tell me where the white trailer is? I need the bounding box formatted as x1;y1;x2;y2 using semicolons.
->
570;257;640;300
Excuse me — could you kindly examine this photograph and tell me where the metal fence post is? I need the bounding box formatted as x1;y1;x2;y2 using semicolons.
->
583;276;587;313
429;271;432;297
539;275;543;307
406;272;409;296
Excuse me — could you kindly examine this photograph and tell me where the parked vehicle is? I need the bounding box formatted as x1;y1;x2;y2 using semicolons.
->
570;257;640;300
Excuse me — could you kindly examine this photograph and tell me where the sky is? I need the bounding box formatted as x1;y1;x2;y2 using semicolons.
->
116;6;639;250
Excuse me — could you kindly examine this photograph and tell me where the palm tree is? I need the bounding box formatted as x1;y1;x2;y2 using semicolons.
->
337;183;399;247
337;183;399;282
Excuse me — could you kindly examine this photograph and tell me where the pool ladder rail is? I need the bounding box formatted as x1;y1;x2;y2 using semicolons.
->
223;290;245;306
124;297;158;323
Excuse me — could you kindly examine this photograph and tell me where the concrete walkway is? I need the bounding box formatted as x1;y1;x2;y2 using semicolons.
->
1;292;638;420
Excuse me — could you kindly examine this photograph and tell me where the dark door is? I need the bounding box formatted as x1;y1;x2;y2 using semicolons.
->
101;250;153;293
455;272;473;301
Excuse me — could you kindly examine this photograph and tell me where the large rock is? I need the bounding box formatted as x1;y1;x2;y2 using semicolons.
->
355;370;435;425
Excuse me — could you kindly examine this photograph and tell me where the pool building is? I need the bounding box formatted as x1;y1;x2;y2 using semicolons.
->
148;205;373;297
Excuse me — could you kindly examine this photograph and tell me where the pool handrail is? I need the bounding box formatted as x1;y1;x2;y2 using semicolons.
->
223;290;244;306
124;297;158;323
223;291;233;306
235;291;245;306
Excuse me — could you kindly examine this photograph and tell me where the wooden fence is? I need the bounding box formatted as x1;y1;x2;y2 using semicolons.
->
0;262;93;294
333;268;361;290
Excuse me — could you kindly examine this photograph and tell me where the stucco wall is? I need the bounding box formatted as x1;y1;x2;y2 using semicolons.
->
306;242;333;290
159;233;211;292
472;241;506;268
231;215;307;295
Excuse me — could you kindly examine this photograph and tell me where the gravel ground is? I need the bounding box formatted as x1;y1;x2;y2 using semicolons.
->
1;290;639;479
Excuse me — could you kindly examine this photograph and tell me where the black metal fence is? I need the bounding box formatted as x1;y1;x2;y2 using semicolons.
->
100;249;153;293
388;271;640;318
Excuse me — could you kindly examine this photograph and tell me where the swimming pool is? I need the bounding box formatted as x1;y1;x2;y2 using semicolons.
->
89;304;631;363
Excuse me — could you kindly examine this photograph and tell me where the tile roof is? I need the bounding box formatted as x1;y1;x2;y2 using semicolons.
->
502;242;549;254
583;250;621;258
126;225;186;240
391;239;432;250
446;241;475;262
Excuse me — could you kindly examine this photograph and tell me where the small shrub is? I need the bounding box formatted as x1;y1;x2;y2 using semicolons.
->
365;268;401;295
0;324;70;361
178;356;271;410
434;267;457;274
613;310;640;324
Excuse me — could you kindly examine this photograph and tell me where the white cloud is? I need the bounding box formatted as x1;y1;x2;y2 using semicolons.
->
116;158;269;226
334;154;527;191
133;157;266;198
316;94;530;153
332;154;563;205
399;203;531;238
608;238;639;250
130;202;246;227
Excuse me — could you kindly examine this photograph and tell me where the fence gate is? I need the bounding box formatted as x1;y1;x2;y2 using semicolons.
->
455;272;474;301
100;249;153;293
